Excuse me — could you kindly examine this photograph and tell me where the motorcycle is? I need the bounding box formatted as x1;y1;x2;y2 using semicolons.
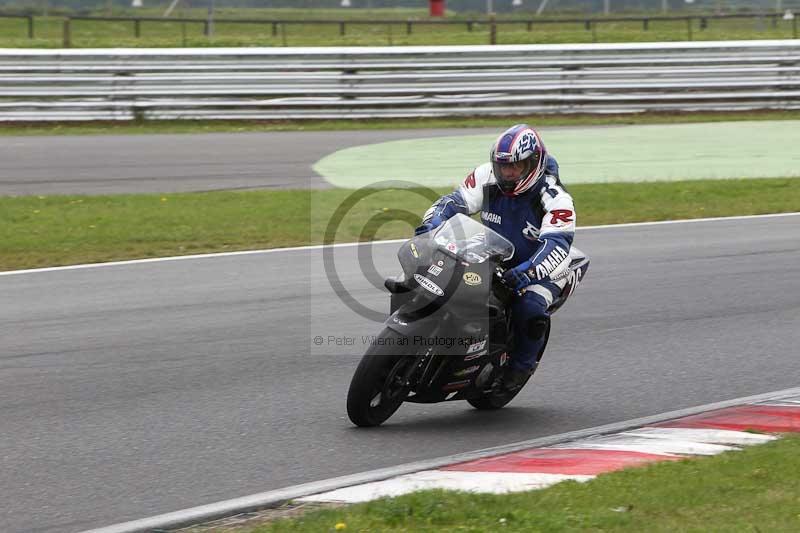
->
346;214;589;427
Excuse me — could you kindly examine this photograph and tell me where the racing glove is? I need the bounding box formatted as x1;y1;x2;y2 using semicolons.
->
414;192;468;236
502;259;535;291
502;239;571;291
414;215;445;236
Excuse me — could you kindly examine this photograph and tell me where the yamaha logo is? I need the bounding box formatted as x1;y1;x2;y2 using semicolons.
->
413;274;444;296
522;220;539;241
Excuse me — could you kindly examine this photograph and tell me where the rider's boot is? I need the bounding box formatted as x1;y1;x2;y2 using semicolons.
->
494;291;552;394
494;366;534;393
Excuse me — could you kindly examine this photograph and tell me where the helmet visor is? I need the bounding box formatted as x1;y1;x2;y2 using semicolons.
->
495;161;527;183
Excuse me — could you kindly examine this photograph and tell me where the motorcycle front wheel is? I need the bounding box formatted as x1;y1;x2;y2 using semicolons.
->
346;328;414;427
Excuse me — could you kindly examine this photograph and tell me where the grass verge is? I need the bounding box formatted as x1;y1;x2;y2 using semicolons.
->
245;435;800;532
1;177;798;272
2;110;800;137
2;9;797;48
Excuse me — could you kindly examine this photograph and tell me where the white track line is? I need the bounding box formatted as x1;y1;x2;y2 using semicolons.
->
2;211;798;278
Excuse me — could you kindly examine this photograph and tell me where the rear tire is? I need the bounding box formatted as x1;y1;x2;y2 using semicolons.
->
347;329;413;427
468;322;550;410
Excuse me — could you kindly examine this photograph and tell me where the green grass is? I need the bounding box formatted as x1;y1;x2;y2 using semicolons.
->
247;435;800;532
2;110;800;137
1;177;798;272
1;9;796;48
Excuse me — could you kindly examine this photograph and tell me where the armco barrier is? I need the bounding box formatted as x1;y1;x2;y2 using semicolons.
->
0;40;798;121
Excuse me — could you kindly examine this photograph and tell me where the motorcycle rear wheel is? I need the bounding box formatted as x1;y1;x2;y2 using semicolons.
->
469;323;549;410
347;329;413;427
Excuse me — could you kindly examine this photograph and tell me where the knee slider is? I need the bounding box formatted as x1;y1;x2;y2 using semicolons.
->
526;316;550;341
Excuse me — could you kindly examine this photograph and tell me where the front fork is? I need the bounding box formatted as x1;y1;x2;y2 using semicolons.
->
387;311;449;392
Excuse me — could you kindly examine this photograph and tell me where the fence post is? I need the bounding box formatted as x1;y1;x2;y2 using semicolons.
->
134;19;141;38
27;15;34;39
203;20;209;36
794;16;797;39
489;13;497;45
527;21;533;31
62;17;71;48
281;22;287;46
643;18;649;31
339;21;345;36
467;21;473;32
272;22;277;36
686;17;692;40
387;23;392;45
592;21;597;42
406;19;412;35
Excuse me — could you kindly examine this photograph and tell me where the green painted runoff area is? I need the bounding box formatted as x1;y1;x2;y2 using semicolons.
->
313;120;800;189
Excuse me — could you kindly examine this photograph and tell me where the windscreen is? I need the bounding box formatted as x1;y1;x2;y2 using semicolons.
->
432;214;514;263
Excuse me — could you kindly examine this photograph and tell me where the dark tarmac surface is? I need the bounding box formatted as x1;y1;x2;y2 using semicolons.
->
2;215;799;532
0;129;499;195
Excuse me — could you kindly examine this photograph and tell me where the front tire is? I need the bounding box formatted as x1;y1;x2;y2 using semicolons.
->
347;329;413;427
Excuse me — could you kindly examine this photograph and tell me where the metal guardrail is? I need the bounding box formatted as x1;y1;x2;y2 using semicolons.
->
0;40;798;121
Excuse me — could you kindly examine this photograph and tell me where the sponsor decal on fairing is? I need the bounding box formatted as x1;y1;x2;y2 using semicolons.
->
413;274;444;297
464;350;488;361
563;265;585;296
466;338;487;354
462;272;482;286
427;264;443;276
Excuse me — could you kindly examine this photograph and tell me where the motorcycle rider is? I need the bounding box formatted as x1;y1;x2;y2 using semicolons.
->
415;124;576;393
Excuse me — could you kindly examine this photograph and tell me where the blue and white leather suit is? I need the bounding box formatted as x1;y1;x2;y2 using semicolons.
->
419;155;576;372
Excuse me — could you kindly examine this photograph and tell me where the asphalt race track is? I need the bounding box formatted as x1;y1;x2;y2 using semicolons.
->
0;129;498;196
2;214;799;532
4;122;798;196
